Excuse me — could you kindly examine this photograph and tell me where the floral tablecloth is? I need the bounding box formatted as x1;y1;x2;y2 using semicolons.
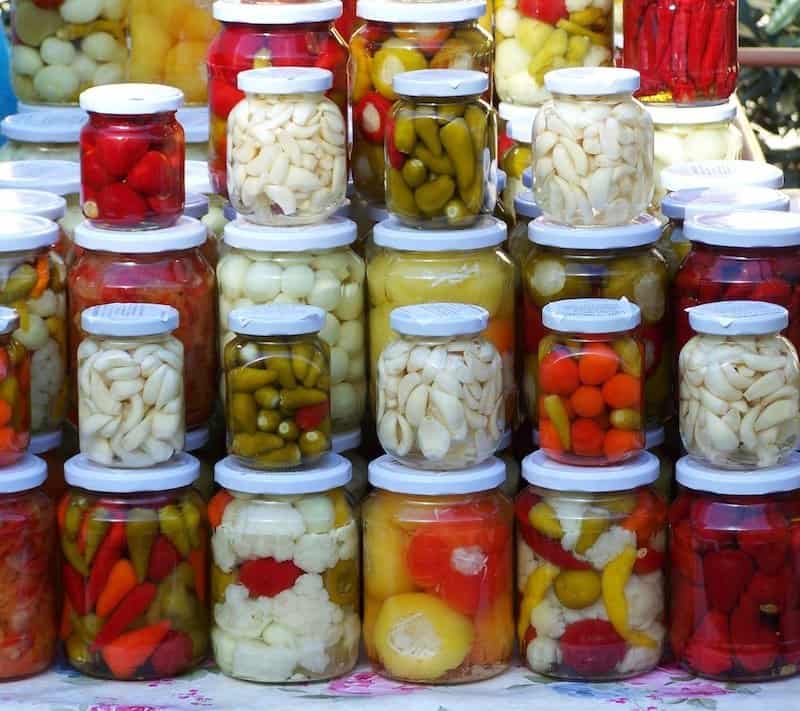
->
0;658;790;711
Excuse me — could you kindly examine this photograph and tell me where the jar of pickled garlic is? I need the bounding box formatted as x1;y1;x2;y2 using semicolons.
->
0;108;85;161
386;69;496;229
368;217;515;422
350;0;492;205
211;453;359;682
60;453;209;680
522;215;669;428
227;67;347;226
218;217;365;433
377;303;505;469
661;160;784;196
675;211;800;354
78;304;185;467
34;429;67;502
533;68;654;226
517;450;666;680
538;298;645;465
497;429;520;497
508;189;542;265
333;428;368;503
364;455;514;683
499;104;537;223
646;426;673;501
208;0;348;198
225;305;331;469
671;455;800;681
79;84;186;230
622;0;737;104
679;301;800;470
69;217;216;429
185;426;214;501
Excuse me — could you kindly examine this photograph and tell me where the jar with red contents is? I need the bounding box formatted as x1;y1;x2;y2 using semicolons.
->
622;0;737;104
675;210;800;355
670;455;800;681
68;218;216;429
207;0;348;198
79;84;186;231
0;454;57;680
0;308;31;467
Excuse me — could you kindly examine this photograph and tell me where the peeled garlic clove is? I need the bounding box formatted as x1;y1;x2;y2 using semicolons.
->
397;372;421;412
143;364;169;406
754;399;795;432
417;416;451;461
431;390;466;440
744;370;786;402
404;384;430;427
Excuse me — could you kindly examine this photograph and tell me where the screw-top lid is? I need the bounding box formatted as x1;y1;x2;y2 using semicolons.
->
646;100;737;125
357;0;485;21
508;112;537;142
238;67;333;94
214;0;342;22
661;187;790;220
228;304;326;336
0;454;47;493
390;303;489;337
523;450;658;491
499;102;538;130
684;210;800;248
81;303;180;337
184;193;210;220
223;216;356;250
177;107;209;143
184;426;209;453
543;298;641;334
687;300;788;336
1;108;86;143
332;428;361;453
645;427;664;450
80;83;184;115
75;216;207;252
677;454;800;495
393;69;488;97
369;454;505;494
545;67;640;95
29;429;62;455
0;189;67;221
529;213;661;249
66;453;199;492
0;307;20;335
185;160;214;196
661;160;784;192
374;216;506;251
514;191;542;220
0;213;59;251
522;166;533;188
0;160;80;195
215;453;351;493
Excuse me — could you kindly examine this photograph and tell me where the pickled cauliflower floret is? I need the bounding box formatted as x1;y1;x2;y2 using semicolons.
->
518;538;538;590
295;495;335;534
562;598;609;625
215;584;273;639
292;531;339;573
616;643;661;676
584;526;636;570
31;338;65;432
526;635;562;673
531;591;566;639
334;518;358;561
549;498;587;552
624;572;664;630
271;574;345;649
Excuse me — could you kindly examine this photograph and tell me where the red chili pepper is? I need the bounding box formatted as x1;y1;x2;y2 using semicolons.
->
560;619;627;676
519;0;568;25
654;0;674;78
63;563;88;616
384;116;406;170
669;0;691;85
354;92;393;145
637;5;659;95
126;151;173;197
94;134;150;179
519;521;592;570
82;149;112;191
209;78;244;121
633;546;664;574
687;0;713;85
295;402;329;431
90;582;157;652
730;595;779;673
702;548;754;613
239;558;304;598
151;630;194;678
86;522;126;611
737;511;790;575
751;278;793;308
685;610;733;676
697;2;728;92
147;536;181;583
96;183;148;225
622;0;645;70
267;32;315;67
498;131;515;162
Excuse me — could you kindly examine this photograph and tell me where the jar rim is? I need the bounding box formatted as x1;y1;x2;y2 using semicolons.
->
0;189;66;222
332;428;361;453
662;187;790;220
215;453;351;493
238;67;333;94
0;211;59;251
661;160;783;192
80;83;184;115
646;100;737;125
545;67;640;96
684;209;800;247
1;108;86;143
368;454;505;494
522;450;658;491
393;69;488;98
228;304;325;336
65;453;200;492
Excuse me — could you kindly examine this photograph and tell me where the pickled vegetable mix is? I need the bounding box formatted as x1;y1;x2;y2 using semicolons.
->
0;307;31;467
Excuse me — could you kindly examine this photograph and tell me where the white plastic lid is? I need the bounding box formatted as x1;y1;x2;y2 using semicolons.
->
661;187;790;220
393;69;487;97
238;67;333;94
498;429;511;451
374;216;506;251
177;107;209;143
369;454;505;494
66;453;199;492
81;303;180;336
184;426;209;453
508;114;536;143
215;453;351;493
185;161;214;195
0;454;47;493
214;0;342;22
0;213;59;251
0;189;67;221
661;160;784;192
390;303;489;337
228;304;326;336
646;100;736;125
75;216;207;252
677;454;800;495
543;297;641;333
522;166;533;188
29;429;62;455
1;108;86;143
514;191;542;220
0;160;80;195
499;102;536;125
357;0;485;21
529;213;660;249
223;216;356;251
684;210;800;248
80;83;184;115
0;307;20;335
332;428;361;453
367;203;389;223
687;300;788;336
545;67;640;95
523;450;658;491
184;193;210;220
645;427;664;450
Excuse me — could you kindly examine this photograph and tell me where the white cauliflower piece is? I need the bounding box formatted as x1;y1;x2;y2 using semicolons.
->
214;584;273;639
562;598;609;625
566;0;590;9
262;622;295;648
591;0;611;11
272;573;345;648
28;289;58;318
293;531;339;573
584;525;636;570
616;643;660;676
30;338;65;431
526;635;562;673
334;519;358;561
531;591;566;639
518;538;537;591
625;571;664;630
501;71;551;105
496;39;530;80
584;45;612;67
295;495;335;533
211;527;237;573
212;626;237;671
232;638;299;682
495;6;520;37
549;498;588;552
296;637;329;674
222;498;305;567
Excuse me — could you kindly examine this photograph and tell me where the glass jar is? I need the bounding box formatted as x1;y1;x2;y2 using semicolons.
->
184;192;220;269
224;305;331;469
499;104;536;224
333;428;368;503
386;69;496;229
208;0;348;198
522;216;670;428
508;189;542;266
211;453;359;682
352;200;388;254
670;455;800;681
661;160;784;197
33;429;67;502
0;455;56;680
517;450;667;680
79;84;186;231
69;217;216;429
679;301;800;470
179;107;211;162
350;0;492;205
497;429;520;497
60;453;209;680
0;308;31;466
533;68;654;226
646;426;673;501
0;108;84;161
364;455;513;683
218;217;365;433
675;211;800;355
185;427;214;501
78;304;185;467
227;67;347;226
377;303;505;469
537;298;645;465
622;0;737;105
0;189;70;257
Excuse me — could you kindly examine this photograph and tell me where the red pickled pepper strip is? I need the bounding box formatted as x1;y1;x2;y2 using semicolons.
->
654;0;675;80
90;582;157;652
687;0;713;85
698;1;729;92
86;522;127;611
623;0;646;66
669;0;692;98
63;563;88;617
637;5;659;95
519;523;592;570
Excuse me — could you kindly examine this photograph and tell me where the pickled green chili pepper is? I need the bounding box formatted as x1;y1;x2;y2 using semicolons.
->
464;105;487;156
232;432;284;457
280;387;328;410
414;145;455;175
277;420;300;441
62;538;89;576
254;387;279;410
438;102;466;122
126;508;159;582
229;367;277;393
303;351;324;389
402;158;427;188
257;409;281;432
0;264;37;304
445;198;470;225
159;504;191;557
299;430;329;456
253;443;302;467
230;393;257;434
414;117;443;155
415;176;456;216
440;118;475;194
388;168;421;217
291;344;313;381
180;500;202;549
83;513;109;565
394;115;417;153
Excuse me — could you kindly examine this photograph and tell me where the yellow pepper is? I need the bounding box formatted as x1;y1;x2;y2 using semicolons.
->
350;36;373;103
543;394;571;449
440;118;475;195
528;501;563;539
518;563;560;642
556;19;610;46
601;546;658;649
